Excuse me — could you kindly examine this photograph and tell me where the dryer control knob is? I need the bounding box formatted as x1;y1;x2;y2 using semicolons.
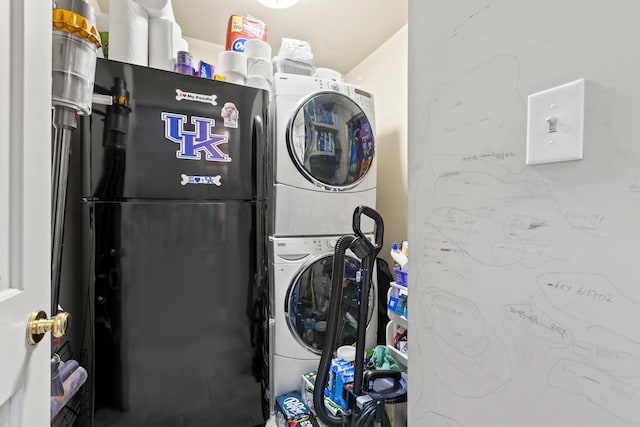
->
330;82;339;90
327;240;336;249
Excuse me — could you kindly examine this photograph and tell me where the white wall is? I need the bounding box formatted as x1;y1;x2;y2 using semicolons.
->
409;1;640;426
183;36;225;69
346;25;408;267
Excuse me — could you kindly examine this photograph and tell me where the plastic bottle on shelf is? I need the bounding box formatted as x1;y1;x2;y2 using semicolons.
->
390;242;408;271
401;240;408;257
174;51;195;75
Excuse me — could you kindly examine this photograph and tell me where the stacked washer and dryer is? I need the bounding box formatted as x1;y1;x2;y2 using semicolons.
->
266;72;379;411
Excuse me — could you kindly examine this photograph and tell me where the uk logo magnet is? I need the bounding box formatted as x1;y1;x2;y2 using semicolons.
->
161;112;231;162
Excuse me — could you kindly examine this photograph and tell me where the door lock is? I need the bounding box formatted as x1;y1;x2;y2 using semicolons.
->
26;310;70;345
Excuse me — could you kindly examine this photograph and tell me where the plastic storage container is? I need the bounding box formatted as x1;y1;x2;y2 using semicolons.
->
273;56;315;76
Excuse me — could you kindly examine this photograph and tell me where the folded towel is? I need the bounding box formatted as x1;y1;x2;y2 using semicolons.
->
370;345;399;370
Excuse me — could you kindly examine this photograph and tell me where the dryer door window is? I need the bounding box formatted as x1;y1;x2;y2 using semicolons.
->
287;92;374;191
285;255;375;355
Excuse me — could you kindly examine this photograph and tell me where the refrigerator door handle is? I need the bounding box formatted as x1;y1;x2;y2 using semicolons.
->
253;115;266;197
253;115;264;154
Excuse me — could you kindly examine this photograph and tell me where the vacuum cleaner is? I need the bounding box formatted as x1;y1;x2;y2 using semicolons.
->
313;206;407;427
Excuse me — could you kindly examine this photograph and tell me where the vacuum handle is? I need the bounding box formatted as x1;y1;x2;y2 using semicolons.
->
352;206;384;253
363;369;407;403
365;369;402;391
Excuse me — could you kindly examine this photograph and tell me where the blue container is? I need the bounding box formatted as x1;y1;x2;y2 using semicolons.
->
394;268;408;287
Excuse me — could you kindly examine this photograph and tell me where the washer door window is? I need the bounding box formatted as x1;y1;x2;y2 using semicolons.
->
287;92;374;191
285;255;374;355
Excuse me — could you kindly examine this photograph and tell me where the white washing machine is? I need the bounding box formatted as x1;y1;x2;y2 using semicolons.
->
268;235;378;407
270;73;377;237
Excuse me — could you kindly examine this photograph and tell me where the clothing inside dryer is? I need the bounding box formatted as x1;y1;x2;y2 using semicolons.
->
289;92;375;188
286;255;375;354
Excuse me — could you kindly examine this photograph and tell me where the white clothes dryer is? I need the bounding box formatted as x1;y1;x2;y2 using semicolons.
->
268;235;378;407
270;73;377;237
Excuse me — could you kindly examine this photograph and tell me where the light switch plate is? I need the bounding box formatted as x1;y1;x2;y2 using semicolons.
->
526;79;585;165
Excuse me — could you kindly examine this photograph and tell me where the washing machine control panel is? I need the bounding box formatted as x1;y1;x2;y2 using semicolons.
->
273;73;351;97
271;237;338;260
352;87;375;111
271;235;374;262
314;78;348;94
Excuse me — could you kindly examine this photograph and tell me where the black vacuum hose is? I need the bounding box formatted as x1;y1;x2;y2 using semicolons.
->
313;235;355;427
354;400;392;427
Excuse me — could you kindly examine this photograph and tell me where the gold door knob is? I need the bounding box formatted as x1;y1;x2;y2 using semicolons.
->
26;310;70;345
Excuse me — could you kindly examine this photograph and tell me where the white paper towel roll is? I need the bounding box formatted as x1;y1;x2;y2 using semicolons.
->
134;0;174;19
95;12;109;33
177;38;189;54
246;76;271;91
148;18;182;71
109;0;149;66
247;58;273;82
218;51;247;76
244;39;271;60
222;72;246;85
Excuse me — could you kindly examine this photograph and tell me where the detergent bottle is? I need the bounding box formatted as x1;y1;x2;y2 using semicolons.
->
390;242;408;271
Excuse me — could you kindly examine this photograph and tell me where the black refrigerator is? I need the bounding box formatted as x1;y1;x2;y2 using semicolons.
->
76;58;268;427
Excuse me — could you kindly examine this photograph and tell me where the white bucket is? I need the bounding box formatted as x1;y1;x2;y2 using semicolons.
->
336;345;356;362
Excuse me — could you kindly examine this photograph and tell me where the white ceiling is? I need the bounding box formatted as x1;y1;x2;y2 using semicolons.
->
94;0;407;74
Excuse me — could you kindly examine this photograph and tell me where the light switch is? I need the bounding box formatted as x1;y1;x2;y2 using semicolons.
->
526;79;585;165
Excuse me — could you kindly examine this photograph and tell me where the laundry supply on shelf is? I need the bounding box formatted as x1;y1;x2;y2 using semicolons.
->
226;15;268;53
390;242;408;270
197;60;214;78
273;37;315;76
174;50;194;75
